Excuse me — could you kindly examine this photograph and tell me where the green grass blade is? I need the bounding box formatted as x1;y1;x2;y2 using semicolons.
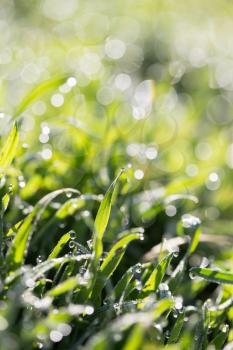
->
190;267;233;284
47;276;79;297
6;220;23;237
2;193;10;213
111;266;137;302
92;248;126;306
91;231;141;305
6;188;79;271
188;226;202;254
211;325;229;350
140;253;173;297
48;232;71;260
5;255;91;286
0;123;19;174
122;324;144;350
152;298;174;320
55;198;85;219
93;170;124;266
167;311;185;344
169;258;187;293
13;76;67;118
100;232;143;273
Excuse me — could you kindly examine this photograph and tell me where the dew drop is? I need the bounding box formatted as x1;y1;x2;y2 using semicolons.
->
87;239;93;250
50;330;63;343
134;263;142;274
139;234;144;241
135;280;142;291
58;323;72;336
37;255;43;264
165;330;170;339
8;184;13;193
85;306;94;315
113;303;120;312
174;296;183;310
70;231;76;240
189;271;196;280
25;278;36;288
0;316;8;331
113;333;122;342
69;241;75;249
182;214;201;229
221;324;229;333
159;283;169;291
200;257;209;268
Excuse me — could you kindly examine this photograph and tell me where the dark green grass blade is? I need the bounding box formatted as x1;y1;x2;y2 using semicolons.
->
190;267;233;285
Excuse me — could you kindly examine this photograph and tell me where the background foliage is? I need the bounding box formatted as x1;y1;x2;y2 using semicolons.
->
1;0;233;349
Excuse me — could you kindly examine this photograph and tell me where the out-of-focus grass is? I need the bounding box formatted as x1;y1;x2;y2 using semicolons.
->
0;1;233;349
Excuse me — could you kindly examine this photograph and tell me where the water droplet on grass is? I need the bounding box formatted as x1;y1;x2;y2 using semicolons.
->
139;233;144;241
50;330;63;343
8;184;13;193
69;241;75;249
85;306;94;315
189;271;196;280
37;255;43;264
25;278;36;288
221;324;229;333
87;239;93;250
182;214;201;229
200;257;209;268
57;323;72;336
0;316;8;331
135;280;142;291
70;231;76;240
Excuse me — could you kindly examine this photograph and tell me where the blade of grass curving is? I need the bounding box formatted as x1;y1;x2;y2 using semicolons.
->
55;197;86;219
110;263;150;302
91;231;142;305
91;249;126;306
5;254;91;286
6;220;23;237
100;232;143;273
48;232;71;260
47;276;79;297
188;226;202;255
13;76;67;119
140;253;173;297
6;188;80;271
0;123;19;174
190;267;233;285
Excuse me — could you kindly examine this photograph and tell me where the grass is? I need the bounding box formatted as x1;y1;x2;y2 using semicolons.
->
1;1;233;349
0;123;233;350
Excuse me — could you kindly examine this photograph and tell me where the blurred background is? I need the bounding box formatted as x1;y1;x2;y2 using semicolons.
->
1;0;233;264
